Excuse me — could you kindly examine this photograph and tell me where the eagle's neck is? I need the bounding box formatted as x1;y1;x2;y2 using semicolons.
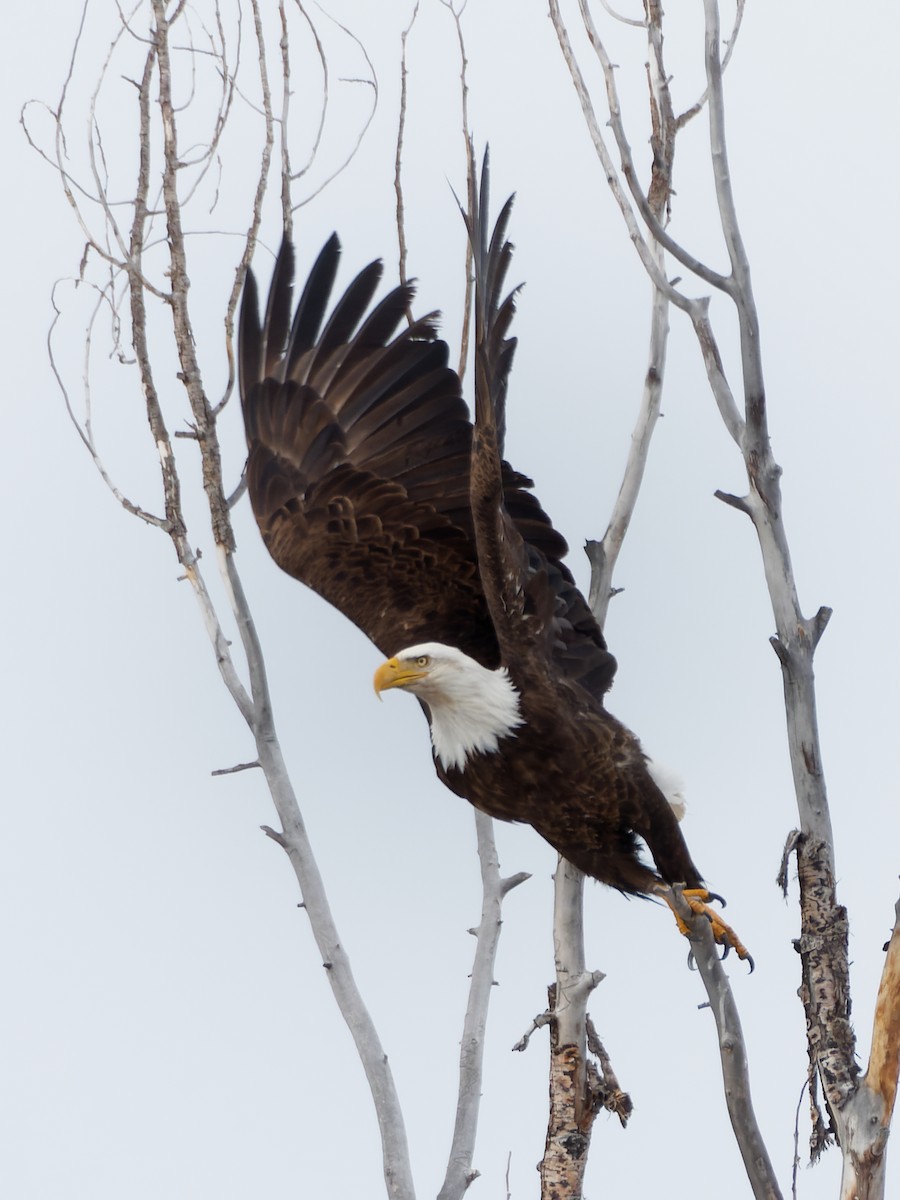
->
426;660;524;773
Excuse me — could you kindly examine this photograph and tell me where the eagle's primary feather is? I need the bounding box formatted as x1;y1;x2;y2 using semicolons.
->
238;161;709;902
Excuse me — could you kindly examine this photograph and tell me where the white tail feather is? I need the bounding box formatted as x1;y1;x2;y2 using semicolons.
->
646;758;687;822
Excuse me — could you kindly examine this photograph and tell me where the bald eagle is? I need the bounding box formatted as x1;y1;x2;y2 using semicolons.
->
238;168;747;960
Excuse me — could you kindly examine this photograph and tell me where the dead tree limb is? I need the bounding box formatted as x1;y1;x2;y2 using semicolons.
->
550;0;898;1194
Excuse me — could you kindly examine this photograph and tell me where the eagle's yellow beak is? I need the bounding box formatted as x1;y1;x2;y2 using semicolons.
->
373;656;427;697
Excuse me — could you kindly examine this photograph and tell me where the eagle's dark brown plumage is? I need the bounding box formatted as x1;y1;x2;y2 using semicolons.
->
238;165;711;904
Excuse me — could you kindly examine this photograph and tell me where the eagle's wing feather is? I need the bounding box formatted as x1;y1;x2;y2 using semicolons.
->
239;230;616;693
466;153;619;699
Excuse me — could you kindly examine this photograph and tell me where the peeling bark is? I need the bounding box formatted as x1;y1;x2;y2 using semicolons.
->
538;860;611;1198
835;897;900;1199
540;985;603;1199
794;835;857;1159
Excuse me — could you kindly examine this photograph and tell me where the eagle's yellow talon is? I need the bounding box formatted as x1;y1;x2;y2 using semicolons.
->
664;887;754;972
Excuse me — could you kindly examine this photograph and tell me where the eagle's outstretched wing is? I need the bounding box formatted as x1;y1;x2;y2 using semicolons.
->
239;233;616;698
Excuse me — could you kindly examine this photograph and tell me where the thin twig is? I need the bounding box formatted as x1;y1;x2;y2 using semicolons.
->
394;1;419;305
290;8;378;210
213;0;275;418
211;760;261;776
597;0;645;27
442;0;475;382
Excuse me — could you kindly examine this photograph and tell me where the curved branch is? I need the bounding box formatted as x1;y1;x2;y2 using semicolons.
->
48;276;166;529
597;0;645;27
281;1;327;205
290;8;378;210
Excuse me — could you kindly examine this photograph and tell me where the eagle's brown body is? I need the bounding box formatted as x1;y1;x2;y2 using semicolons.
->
436;665;701;895
238;170;704;900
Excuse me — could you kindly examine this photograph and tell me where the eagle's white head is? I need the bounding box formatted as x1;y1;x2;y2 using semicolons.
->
373;642;523;772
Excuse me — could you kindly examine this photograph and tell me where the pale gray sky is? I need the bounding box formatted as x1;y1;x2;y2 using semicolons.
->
3;3;899;1197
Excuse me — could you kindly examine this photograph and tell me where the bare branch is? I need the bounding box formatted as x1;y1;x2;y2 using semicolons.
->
587;3;685;626
128;31;186;548
442;0;476;382
777;829;802;898
512;1009;554;1054
584;1016;632;1126
689;300;746;444
213;0;275;419
211;761;261;776
575;0;735;295
548;0;681;306
676;0;746;129
551;5;802;1193
694;9;864;1181
290;8;378;210
225;472;249;510
714;488;752;516
597;0;645;27
394;2;419;299
152;0;234;552
548;0;750;476
48;276;167;529
588;236;668;626
501;871;531;896
669;887;783;1200
281;2;327;202
697;0;841;955
438;813;528;1200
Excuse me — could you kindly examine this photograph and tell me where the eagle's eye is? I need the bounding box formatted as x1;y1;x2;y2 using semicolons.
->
415;655;430;668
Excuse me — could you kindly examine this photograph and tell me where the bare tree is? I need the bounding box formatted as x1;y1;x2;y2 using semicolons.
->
26;2;898;1198
547;1;900;1197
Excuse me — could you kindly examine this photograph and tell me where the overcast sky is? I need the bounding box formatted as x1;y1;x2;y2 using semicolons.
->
4;3;899;1198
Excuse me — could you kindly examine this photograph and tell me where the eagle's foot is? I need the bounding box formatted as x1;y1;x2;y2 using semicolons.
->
664;887;754;972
